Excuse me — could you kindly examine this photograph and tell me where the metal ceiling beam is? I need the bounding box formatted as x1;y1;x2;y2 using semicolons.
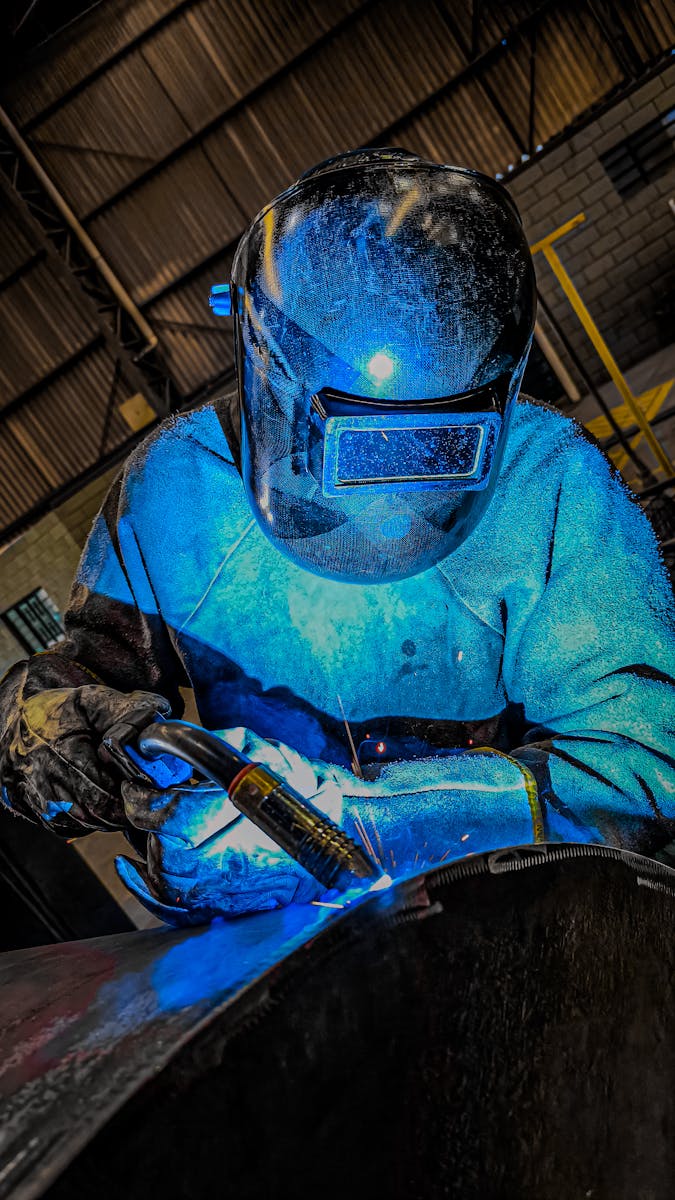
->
0;104;182;429
17;0;197;134
78;0;378;226
136;0;559;315
0;102;159;350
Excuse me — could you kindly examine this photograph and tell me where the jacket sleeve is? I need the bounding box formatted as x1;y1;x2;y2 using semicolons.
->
504;446;675;855
59;470;189;707
0;469;189;804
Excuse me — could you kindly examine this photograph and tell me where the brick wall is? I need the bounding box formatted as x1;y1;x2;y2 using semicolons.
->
507;63;675;390
0;466;117;679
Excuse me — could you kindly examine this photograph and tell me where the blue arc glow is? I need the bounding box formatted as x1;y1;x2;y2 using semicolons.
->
367;352;395;383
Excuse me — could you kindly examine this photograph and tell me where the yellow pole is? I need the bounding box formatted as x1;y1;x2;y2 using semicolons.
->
530;215;674;476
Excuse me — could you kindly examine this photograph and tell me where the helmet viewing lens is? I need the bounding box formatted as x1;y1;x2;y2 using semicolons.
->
323;412;501;495
314;382;506;496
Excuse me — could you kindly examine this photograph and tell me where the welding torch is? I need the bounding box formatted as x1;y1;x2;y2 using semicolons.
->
101;716;381;894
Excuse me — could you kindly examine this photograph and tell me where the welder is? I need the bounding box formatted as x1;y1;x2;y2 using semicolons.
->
1;148;675;925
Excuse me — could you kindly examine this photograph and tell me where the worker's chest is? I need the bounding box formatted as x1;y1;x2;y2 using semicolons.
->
169;519;507;746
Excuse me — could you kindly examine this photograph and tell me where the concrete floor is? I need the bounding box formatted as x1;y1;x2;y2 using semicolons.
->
74;832;161;930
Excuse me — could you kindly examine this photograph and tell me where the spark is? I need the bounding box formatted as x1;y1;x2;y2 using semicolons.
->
351;807;380;865
381;430;389;442
439;849;453;862
311;899;345;910
337;692;363;779
370;872;393;892
461;833;470;842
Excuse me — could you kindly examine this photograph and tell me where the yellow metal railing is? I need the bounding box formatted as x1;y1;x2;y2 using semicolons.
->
530;214;674;477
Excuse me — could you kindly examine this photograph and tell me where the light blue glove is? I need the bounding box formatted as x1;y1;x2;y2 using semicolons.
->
337;749;544;877
115;727;345;926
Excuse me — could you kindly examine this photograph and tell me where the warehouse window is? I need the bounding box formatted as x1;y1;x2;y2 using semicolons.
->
1;589;65;654
600;107;675;199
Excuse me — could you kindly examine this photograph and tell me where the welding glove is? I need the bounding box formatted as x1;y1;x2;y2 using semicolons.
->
115;727;345;926
0;680;170;834
335;749;544;876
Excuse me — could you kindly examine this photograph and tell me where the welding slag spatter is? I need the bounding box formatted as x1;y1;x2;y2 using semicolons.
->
101;717;381;894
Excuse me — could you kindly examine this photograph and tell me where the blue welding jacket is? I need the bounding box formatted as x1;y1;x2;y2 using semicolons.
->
67;391;675;856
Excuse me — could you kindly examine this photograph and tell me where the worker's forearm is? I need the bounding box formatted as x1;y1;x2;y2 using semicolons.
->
337;750;545;870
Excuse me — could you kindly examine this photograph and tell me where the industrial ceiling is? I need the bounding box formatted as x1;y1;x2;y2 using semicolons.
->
0;0;673;542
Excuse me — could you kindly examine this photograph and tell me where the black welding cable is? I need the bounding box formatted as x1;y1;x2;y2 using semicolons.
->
138;721;245;790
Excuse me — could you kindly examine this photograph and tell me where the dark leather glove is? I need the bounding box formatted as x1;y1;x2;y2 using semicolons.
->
0;680;170;835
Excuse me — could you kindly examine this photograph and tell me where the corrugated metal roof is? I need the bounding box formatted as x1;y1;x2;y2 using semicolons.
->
3;0;186;127
2;347;134;508
142;0;363;134
0;196;38;284
24;0;366;222
0;426;53;527
0;259;97;403
443;1;543;56
485;6;623;152
617;0;675;60
0;0;673;542
87;145;245;304
29;52;191;218
203;0;468;223
401;77;521;176
146;255;235;393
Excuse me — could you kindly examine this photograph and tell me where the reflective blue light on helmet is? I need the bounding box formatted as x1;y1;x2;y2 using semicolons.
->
366;351;396;384
323;412;501;495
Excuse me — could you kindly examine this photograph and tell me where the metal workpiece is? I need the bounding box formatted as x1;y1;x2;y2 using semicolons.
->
0;844;673;1200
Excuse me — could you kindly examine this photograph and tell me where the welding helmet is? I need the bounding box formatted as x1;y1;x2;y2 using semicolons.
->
224;148;536;583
